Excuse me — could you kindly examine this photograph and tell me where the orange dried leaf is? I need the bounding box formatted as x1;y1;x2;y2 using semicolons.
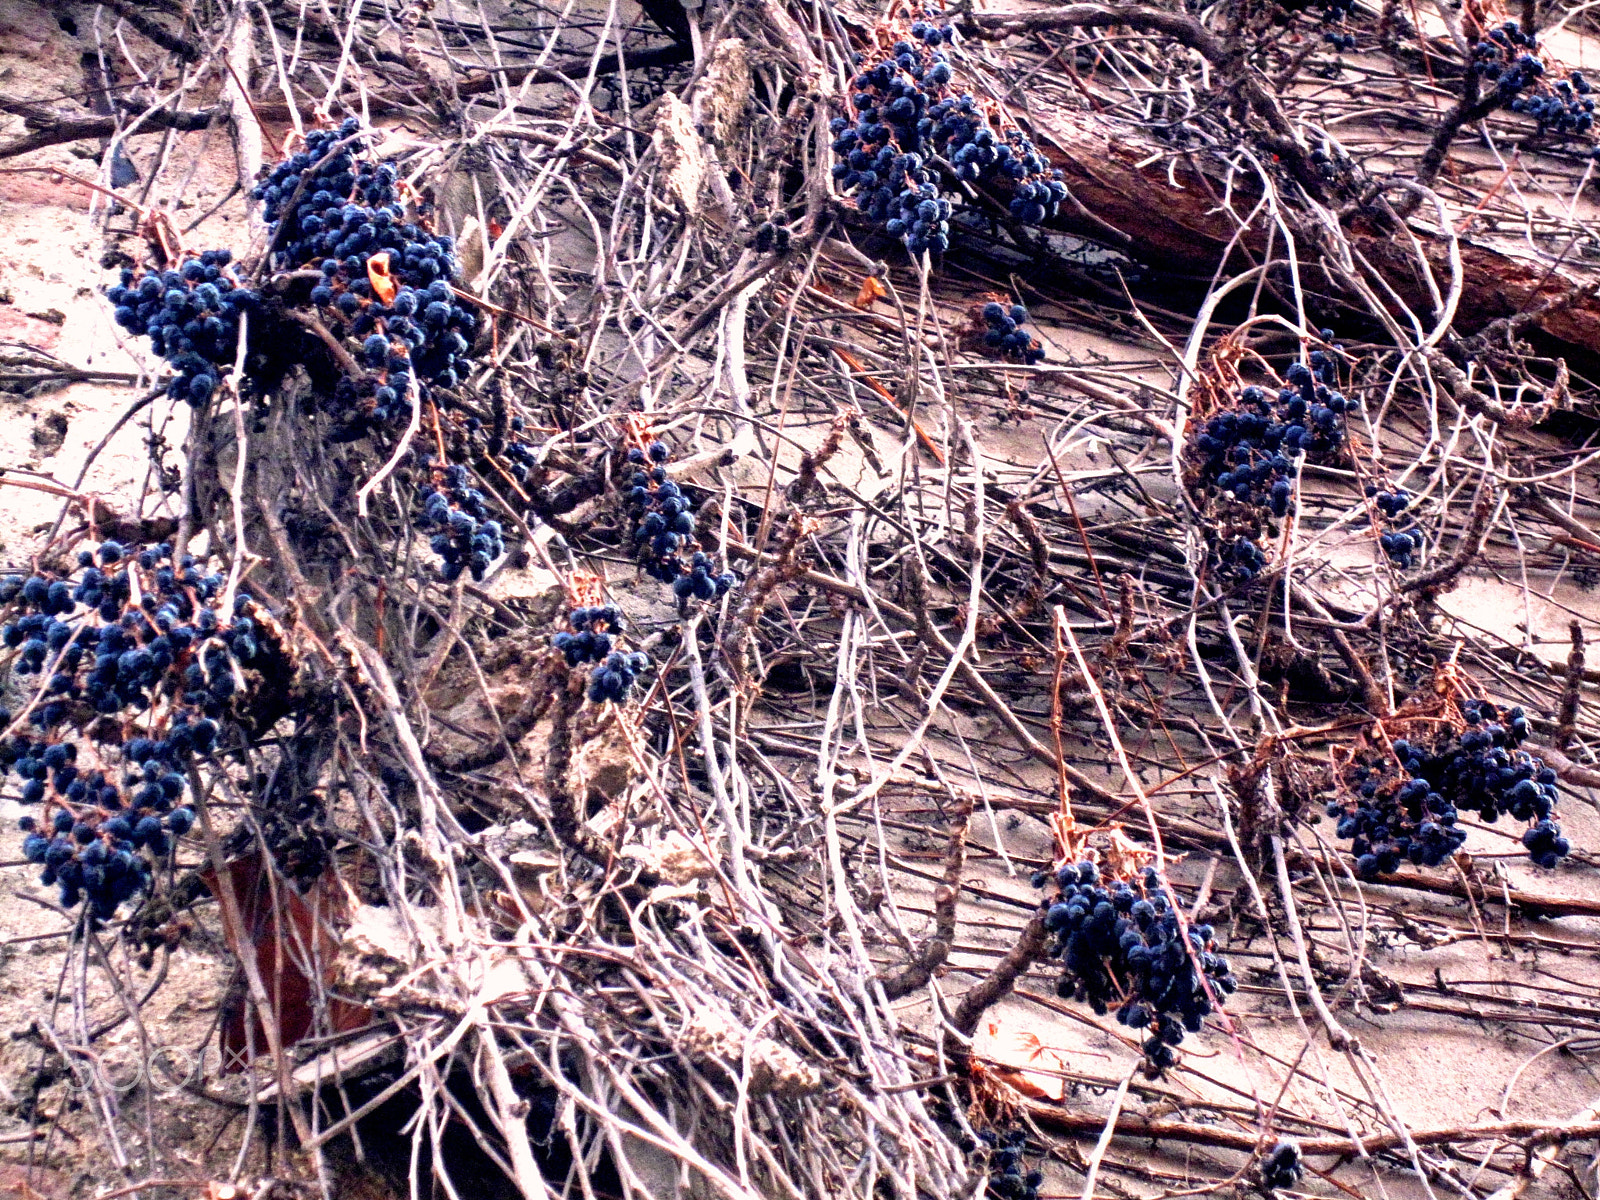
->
990;1067;1055;1101
855;275;888;308
973;1017;1069;1101
367;252;398;304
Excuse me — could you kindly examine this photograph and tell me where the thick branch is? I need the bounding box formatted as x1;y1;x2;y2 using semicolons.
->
1556;621;1586;752
1022;1102;1600;1159
880;792;973;1000
1410;76;1497;199
951;910;1048;1038
97;0;202;61
0;106;218;160
961;5;1326;199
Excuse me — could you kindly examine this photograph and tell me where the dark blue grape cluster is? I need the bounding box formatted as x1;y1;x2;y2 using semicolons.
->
626;443;737;598
105;250;254;405
1261;1139;1303;1192
0;541;280;917
550;606;650;704
629;443;694;582
831;95;954;255
1366;485;1424;569
974;1129;1041;1200
1309;146;1344;181
1325;763;1467;877
255;118;401;271
830;11;1067;255
587;650;651;705
251;117;478;431
503;416;539;487
1316;0;1355;47
977;301;1045;365
11;729;202;919
1033;860;1236;1074
1511;73;1595;136
418;462;504;583
672;553;738;606
1465;20;1591;136
552;605;625;665
1209;534;1268;582
1325;699;1571;876
934;110;1065;221
1;543;270;729
1524;818;1569;866
1192;347;1355;585
1192;353;1355;520
1471;22;1541;95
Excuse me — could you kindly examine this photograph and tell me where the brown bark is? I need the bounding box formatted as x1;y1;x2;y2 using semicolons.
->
1026;104;1600;354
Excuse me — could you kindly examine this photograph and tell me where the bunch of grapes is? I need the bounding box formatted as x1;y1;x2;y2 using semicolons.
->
586;650;651;705
1209;534;1269;582
1191;351;1355;520
1315;0;1356;48
973;1129;1041;1200
252;117;479;436
1324;699;1571;877
1471;22;1542;94
1;542;277;730
1261;1139;1303;1193
933;106;1066;220
1466;21;1594;137
552;605;626;666
630;443;696;582
1366;485;1424;569
503;416;540;486
0;541;282;919
1034;860;1236;1074
830;6;1068;256
671;551;739;606
1325;763;1467;877
550;605;651;704
417;462;505;583
105;250;255;405
977;301;1045;365
1191;343;1356;583
626;443;738;598
1510;74;1595;136
11;730;200;918
1524;818;1568;866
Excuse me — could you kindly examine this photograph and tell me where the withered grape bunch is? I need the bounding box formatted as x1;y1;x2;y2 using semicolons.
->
1;542;287;919
832;2;1068;257
626;442;738;600
1324;699;1571;878
1035;860;1236;1074
253;118;480;437
107;249;255;406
